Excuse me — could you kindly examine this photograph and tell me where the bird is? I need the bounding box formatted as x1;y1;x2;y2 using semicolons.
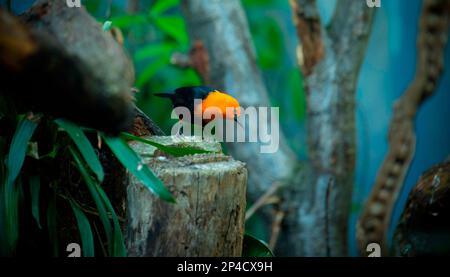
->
154;86;241;126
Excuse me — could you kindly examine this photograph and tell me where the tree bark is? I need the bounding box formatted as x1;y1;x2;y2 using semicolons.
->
181;0;374;256
126;136;247;257
180;0;297;201
288;0;375;256
180;1;299;256
393;161;450;256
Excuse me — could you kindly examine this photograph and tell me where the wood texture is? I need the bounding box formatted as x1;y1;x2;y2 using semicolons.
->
180;0;299;256
285;0;374;256
393;162;450;256
126;136;247;257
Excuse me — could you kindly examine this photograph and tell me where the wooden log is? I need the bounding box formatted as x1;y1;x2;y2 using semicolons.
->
126;136;247;257
393;161;450;256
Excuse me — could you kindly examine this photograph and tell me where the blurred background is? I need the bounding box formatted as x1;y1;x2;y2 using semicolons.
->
3;0;449;256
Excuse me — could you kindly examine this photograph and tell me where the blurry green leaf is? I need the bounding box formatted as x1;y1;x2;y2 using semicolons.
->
134;43;175;61
69;200;95;257
55;119;104;183
250;19;283;69
92;222;107;256
70;147;113;255
102;20;113;32
121;132;212;157
30;176;41;229
102;135;175;203
5;117;38;188
150;0;180;16
95;183;126;257
136;56;170;88
242;233;273;257
178;69;202;87
289;69;306;122
3;116;38;250
245;209;269;242
47;192;58;257
242;0;278;7
110;14;147;29
154;16;188;45
85;0;102;16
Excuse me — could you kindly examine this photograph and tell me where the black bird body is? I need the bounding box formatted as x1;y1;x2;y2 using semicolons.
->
154;86;214;114
155;86;241;127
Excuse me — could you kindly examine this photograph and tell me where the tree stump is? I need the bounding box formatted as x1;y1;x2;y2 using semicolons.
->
126;136;247;257
393;161;450;256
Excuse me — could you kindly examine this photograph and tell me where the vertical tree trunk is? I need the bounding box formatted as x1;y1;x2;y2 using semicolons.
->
181;0;374;256
180;0;300;255
288;0;375;256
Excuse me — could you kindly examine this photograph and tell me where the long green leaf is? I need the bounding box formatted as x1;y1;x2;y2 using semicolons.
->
55;119;104;183
110;14;147;29
29;175;41;229
95;185;126;257
121;132;212;157
4;116;38;250
5;117;38;187
69;147;113;255
154;16;188;45
134;43;175;61
69;200;95;257
136;56;169;88
242;233;274;257
102;136;175;203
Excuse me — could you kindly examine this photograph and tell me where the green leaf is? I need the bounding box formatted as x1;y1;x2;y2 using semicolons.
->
150;0;180;16
136;56;170;88
289;69;306;123
242;233;274;257
5;117;38;188
92;222;107;257
154;16;188;45
69;200;95;257
3;116;38;250
102;20;113;32
110;14;147;29
102;135;175;203
55;119;104;183
242;0;277;7
178;68;202;87
95;184;126;257
121;132;212;157
250;18;283;69
69;147;113;255
134;43;175;61
29;175;41;229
